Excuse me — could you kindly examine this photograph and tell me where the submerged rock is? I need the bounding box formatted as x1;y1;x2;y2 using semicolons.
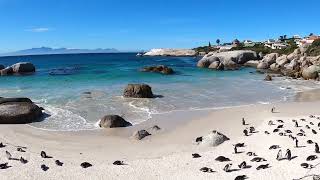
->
0;98;43;124
132;130;151;140
0;67;13;76
197;130;230;147
140;65;174;75
99;115;132;128
123;84;154;98
264;74;272;81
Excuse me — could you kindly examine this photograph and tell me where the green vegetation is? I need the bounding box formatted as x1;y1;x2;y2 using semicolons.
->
193;46;218;54
306;39;320;56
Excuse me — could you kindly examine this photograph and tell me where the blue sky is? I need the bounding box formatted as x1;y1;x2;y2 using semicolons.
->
0;0;319;52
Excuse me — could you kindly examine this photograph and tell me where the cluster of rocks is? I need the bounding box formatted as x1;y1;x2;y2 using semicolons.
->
0;62;36;76
143;49;196;57
140;65;174;75
256;48;320;80
0;98;43;124
197;50;259;70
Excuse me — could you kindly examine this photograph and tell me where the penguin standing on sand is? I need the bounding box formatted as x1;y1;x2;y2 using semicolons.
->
295;121;299;128
243;129;249;136
295;138;299;148
242;118;246;126
271;107;275;113
276;150;282;161
223;163;232;172
234;146;238;154
315;143;320;153
285;149;292;160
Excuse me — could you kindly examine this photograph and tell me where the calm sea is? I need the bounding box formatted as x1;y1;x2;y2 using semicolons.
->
0;53;295;131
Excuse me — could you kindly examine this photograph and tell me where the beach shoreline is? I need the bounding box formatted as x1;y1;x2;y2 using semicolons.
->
1;89;320;179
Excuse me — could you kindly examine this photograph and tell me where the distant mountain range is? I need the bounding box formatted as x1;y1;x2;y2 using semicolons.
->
0;47;120;56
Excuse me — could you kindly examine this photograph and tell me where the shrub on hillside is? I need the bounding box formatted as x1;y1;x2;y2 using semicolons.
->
307;39;320;56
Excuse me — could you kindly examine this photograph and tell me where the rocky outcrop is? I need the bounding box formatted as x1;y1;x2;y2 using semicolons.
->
132;130;151;140
197;50;258;70
140;65;174;75
99;115;132;128
0;62;36;76
0;98;43;124
123;84;154;98
244;60;259;68
196;130;230;147
302;65;320;80
0;65;5;70
144;49;196;57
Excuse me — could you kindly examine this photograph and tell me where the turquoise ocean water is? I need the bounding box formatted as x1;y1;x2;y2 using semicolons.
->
0;53;295;131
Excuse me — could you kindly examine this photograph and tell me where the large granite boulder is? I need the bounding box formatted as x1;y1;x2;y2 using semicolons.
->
262;53;279;65
198;50;257;70
284;59;300;71
302;65;320;80
208;61;224;70
257;62;269;69
270;63;281;72
144;49;196;57
0;67;13;76
123;84;154;98
244;60;259;68
276;55;289;67
287;49;301;61
11;62;35;74
141;65;174;75
197;130;230;147
99;115;132;128
0;98;43;124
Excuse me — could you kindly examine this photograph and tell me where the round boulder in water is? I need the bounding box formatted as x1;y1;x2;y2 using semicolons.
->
99;115;132;128
198;130;230;147
11;62;35;74
123;84;154;98
0;98;43;124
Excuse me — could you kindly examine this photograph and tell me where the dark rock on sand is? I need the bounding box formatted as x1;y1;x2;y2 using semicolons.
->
132;130;151;140
55;160;64;166
306;155;318;161
123;84;154;98
251;157;266;162
140;65;174;75
113;160;126;165
0;98;43;124
41;151;52;159
41;164;49;171
200;167;215;173
81;162;92;168
99;115;132;128
0;163;10;169
256;164;270;170
215;156;231;162
235;175;248;180
192;153;201;158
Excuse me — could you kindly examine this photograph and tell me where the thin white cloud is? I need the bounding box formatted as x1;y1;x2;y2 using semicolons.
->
26;27;51;33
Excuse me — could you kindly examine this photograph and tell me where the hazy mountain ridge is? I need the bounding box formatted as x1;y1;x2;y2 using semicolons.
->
0;47;119;56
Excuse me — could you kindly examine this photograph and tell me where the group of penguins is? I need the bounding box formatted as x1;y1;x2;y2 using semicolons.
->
198;114;320;180
0;142;126;172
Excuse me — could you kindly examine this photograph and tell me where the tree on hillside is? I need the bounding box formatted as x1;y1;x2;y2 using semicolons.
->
309;33;314;36
216;39;220;45
208;42;212;47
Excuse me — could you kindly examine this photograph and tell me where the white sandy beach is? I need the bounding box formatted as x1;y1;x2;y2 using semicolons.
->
1;91;320;179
